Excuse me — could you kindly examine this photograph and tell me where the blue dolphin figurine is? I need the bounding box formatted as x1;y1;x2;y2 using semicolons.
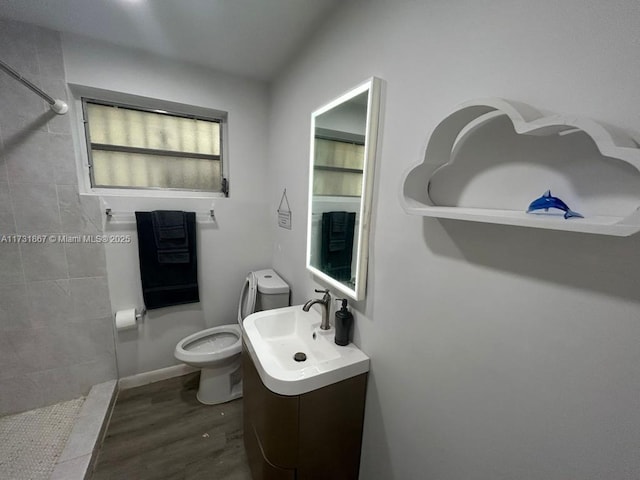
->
526;190;583;219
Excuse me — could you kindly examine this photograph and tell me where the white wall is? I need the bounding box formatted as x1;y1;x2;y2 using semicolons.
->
269;0;640;478
63;34;274;377
316;97;367;136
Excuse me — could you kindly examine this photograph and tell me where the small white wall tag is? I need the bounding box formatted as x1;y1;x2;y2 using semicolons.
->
277;189;292;230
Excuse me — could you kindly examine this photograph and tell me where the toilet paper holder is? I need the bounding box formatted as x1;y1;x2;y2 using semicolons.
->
115;307;146;331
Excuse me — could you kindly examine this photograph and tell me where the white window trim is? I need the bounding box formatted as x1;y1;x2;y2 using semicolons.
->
68;83;229;199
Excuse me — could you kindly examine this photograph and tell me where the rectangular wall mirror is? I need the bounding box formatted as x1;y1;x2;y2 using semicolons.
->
306;77;382;301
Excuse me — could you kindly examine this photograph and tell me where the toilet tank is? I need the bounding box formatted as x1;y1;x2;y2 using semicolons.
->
254;269;290;312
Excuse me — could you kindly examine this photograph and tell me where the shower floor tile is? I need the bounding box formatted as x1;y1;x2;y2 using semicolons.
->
0;397;85;480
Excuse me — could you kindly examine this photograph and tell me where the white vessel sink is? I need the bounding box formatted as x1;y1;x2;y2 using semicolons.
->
242;305;370;396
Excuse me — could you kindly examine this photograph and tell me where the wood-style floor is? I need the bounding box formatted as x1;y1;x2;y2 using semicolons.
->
91;373;252;480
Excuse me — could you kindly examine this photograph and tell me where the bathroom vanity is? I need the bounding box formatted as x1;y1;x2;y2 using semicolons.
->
243;344;367;480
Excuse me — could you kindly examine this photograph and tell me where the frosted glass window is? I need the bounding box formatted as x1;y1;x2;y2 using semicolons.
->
314;138;364;170
92;151;221;191
313;138;364;197
84;99;223;192
313;170;362;197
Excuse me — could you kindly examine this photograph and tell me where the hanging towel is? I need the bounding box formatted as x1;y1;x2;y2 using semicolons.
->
320;211;356;281
135;211;199;309
151;210;189;264
328;211;348;252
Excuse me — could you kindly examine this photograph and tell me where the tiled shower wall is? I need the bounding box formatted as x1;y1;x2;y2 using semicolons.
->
0;19;116;416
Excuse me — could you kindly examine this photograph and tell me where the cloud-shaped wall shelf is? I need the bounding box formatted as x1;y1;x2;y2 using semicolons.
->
400;98;640;236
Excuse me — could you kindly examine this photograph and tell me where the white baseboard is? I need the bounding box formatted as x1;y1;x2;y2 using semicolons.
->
118;364;199;390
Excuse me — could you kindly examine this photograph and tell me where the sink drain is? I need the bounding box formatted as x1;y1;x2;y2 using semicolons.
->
293;352;307;362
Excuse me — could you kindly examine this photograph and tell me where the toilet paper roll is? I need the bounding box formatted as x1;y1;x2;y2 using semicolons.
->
115;308;137;331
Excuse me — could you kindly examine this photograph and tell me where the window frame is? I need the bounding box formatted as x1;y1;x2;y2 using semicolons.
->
69;84;229;198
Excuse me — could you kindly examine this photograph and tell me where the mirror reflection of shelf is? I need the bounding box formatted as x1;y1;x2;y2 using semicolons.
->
401;98;640;236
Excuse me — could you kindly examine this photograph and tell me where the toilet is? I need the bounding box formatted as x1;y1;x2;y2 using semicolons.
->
174;269;290;405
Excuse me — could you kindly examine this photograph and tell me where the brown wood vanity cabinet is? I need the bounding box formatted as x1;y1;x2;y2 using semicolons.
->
243;343;368;480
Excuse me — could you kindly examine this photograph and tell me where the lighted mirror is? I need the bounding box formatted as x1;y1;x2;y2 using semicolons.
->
306;77;382;301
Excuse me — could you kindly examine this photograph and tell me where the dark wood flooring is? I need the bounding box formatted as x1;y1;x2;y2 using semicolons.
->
91;373;252;480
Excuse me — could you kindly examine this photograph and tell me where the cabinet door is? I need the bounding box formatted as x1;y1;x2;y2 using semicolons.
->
243;345;299;468
297;373;368;480
244;416;296;480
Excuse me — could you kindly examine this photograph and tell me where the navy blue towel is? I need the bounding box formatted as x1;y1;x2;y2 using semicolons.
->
135;211;199;309
151;210;189;264
320;211;356;282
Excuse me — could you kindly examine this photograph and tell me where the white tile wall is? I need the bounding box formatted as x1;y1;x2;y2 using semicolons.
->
0;18;116;415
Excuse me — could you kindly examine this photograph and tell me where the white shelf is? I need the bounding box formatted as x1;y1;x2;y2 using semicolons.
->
400;98;640;236
403;205;640;236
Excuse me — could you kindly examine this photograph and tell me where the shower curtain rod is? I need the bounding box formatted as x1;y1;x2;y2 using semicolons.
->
0;59;68;115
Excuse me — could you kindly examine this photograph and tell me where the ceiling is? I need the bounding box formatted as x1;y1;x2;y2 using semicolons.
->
0;0;341;81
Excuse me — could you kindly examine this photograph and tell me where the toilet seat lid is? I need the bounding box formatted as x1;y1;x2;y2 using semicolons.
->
238;271;257;325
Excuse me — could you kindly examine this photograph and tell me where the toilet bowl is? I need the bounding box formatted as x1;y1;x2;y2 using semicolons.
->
174;269;290;405
174;325;243;405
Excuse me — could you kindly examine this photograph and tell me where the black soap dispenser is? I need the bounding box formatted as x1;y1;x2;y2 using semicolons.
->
334;299;353;346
